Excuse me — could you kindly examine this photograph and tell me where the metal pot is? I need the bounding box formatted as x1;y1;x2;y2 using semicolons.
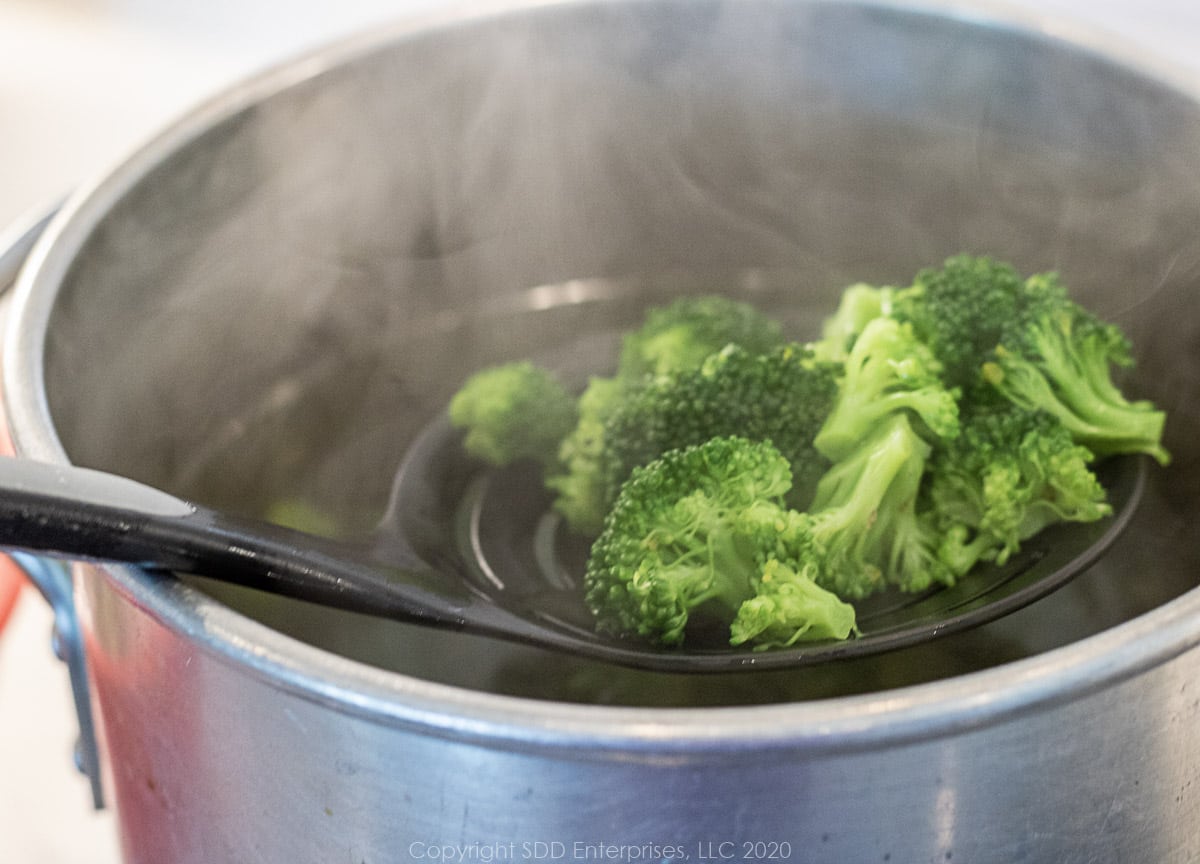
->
6;1;1200;860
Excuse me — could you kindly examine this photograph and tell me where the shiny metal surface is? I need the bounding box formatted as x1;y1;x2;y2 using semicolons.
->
5;0;1200;860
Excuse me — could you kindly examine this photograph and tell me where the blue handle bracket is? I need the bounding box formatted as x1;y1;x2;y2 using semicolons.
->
12;552;105;809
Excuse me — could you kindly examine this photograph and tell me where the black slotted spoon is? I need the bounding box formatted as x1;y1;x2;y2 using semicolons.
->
0;425;1144;674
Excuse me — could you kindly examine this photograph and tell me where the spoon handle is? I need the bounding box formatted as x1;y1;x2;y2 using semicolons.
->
0;457;475;626
0;458;847;671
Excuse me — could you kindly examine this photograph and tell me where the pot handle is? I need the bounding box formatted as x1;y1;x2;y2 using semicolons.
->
8;552;104;809
0;207;105;809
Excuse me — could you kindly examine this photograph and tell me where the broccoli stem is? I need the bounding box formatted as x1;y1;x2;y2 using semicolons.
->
702;529;762;611
984;358;1168;463
642;508;760;613
808;414;926;598
812;413;920;530
937;523;999;574
815;391;950;458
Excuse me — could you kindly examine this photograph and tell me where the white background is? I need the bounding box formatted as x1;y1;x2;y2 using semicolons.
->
0;1;1197;861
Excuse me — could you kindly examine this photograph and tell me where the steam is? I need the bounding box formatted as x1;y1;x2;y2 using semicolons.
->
39;0;1200;529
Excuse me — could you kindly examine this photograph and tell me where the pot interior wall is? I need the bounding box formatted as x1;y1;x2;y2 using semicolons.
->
37;0;1200;705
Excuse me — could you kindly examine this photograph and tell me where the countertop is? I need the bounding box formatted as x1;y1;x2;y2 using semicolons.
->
0;1;1196;861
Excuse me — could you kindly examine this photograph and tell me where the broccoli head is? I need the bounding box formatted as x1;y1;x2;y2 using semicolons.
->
730;559;858;648
888;255;1023;390
813;316;960;461
584;436;855;646
448;361;577;467
599;343;840;516
546;294;788;535
616;294;785;379
928;395;1113;565
809;411;955;597
982;272;1169;464
888;255;1168;464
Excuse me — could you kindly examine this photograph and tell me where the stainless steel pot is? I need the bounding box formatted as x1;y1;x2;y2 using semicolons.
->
6;1;1200;861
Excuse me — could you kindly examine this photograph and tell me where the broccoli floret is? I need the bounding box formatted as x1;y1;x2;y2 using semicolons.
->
862;422;956;594
547;295;790;535
889;255;1023;390
616;295;785;380
544;376;624;535
928;395;1113;565
584;437;855;646
730;559;858;648
813;316;960;461
598;343;840;516
448;361;577;467
585;421;940;647
809;412;954;597
809;282;891;362
982;272;1169;464
889;255;1167;464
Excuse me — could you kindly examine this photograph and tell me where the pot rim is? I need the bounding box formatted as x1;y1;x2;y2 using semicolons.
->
6;0;1200;755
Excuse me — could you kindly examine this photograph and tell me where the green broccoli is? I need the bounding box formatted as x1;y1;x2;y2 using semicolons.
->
982;272;1169;464
812;316;960;461
808;411;955;597
545;376;624;534
889;255;1168;464
616;294;785;379
547;294;789;535
586;421;948;647
584;436;855;646
889;255;1022;390
446;266;1165;652
808;281;891;362
927;395;1113;565
730;559;858;648
598;343;840;516
448;361;577;467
